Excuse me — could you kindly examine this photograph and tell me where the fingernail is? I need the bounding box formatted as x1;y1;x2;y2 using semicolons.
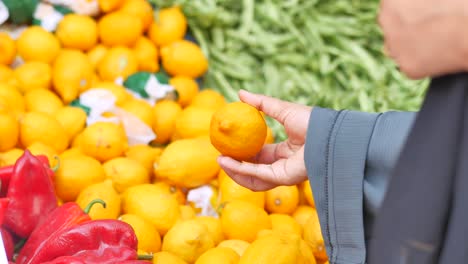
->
239;89;252;95
217;156;225;166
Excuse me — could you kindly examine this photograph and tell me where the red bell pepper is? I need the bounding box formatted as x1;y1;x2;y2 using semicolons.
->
16;199;106;264
0;154;55;196
0;197;9;225
42;257;151;264
20;220;138;264
0;166;13;196
36;155;58;182
1;228;14;261
3;150;58;238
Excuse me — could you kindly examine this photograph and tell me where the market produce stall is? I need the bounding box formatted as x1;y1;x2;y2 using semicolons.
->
0;0;426;263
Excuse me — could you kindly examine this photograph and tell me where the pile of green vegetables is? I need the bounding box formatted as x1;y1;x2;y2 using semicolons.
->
151;0;429;141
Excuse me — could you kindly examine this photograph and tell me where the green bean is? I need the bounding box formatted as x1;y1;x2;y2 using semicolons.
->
210;61;253;81
240;0;255;33
211;27;225;50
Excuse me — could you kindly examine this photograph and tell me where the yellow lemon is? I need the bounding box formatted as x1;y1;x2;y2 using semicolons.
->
76;179;121;219
133;36;159;72
210;102;267;161
178;205;196;222
53;49;94;104
26;142;59;168
16;26;61;63
125;144;163;175
87;44;108;69
0;84;24;117
59;147;83;160
13;61;52;92
152;100;182;144
265;126;275;144
119;0;154;31
71;132;84;148
89;82;131;106
55;154;106;202
194;216;224;246
78;122;128;162
169;76;199;108
103;157;150;193
162;219;215;263
54;106;87;140
148;6;187;47
89;73;101;89
0;97;9;115
239;232;308;264
269;214;303;237
121;184;180;235
284;233;319;264
19;111;69;153
303;211;327;261
153;181;186;205
217;240;250;257
98;11;143;47
98;0;125;13
218;169;265;209
189;89;226;111
265;185;300;215
0;148;23;166
220;200;271;243
302;180;315;208
292;206;317;232
0;32;16;65
172;107;214;140
119;214;161;254
255;229;275;239
154;137;220;188
195;247;239;264
120;98;154;127
299;239;317;264
24;89;63;115
0;112;19;152
152;251;188;264
160;40;208;78
56;14;98;51
0;65;13;83
97;46;139;81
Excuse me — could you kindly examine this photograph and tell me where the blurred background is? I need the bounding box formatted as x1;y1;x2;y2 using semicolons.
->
150;0;428;140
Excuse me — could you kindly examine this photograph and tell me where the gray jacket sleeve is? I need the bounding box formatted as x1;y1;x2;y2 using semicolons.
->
304;107;416;264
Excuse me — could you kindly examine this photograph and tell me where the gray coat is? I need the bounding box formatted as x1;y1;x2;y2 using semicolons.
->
304;107;416;264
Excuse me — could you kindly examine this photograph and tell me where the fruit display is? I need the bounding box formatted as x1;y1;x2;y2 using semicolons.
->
0;1;328;263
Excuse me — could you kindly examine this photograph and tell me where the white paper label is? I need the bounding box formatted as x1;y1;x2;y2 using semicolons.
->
187;186;219;217
34;3;64;32
0;1;9;25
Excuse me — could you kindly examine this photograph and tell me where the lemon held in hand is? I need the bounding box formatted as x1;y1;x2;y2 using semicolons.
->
210;102;267;161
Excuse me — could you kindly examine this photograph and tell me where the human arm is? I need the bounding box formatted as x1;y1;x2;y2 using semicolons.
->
305;107;415;264
218;90;416;263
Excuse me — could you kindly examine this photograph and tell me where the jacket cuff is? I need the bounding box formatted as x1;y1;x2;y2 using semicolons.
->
304;107;379;264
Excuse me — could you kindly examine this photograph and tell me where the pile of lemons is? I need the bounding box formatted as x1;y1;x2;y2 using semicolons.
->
0;0;329;263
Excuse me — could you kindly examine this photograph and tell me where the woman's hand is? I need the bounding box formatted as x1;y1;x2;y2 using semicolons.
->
217;90;312;191
379;0;468;79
